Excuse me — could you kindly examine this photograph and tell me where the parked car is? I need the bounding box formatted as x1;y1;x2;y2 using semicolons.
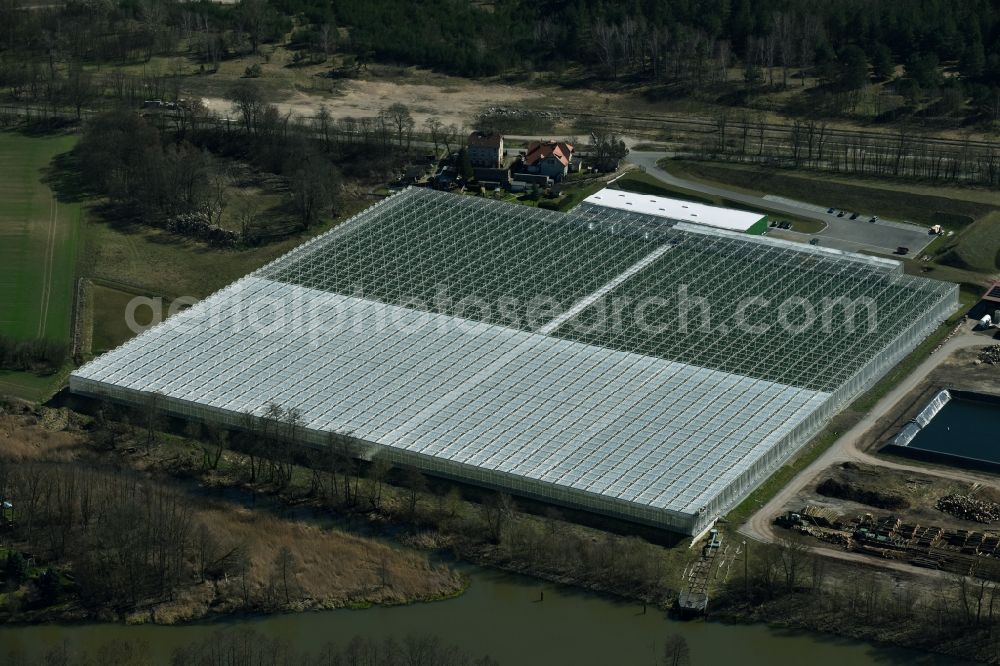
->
836;211;845;217
827;208;835;214
895;246;909;255
850;212;859;220
809;238;820;245
870;215;879;222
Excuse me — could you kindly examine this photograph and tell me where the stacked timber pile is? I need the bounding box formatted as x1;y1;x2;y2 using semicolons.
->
936;494;1000;523
978;345;1000;365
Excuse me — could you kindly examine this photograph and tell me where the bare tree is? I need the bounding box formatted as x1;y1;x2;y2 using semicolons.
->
593;21;620;79
384;103;414;148
274;545;298;605
141;391;163;453
661;634;690;666
714;110;730;155
288;156;340;229
64;62;95;120
238;0;268;54
403;467;427;523
235;194;261;245
227;81;266;136
202;163;231;228
777;535;809;592
234;546;252;608
772;12;794;88
314;105;332;152
366;454;392;511
481;492;515;544
424;116;444;156
441;123;460;156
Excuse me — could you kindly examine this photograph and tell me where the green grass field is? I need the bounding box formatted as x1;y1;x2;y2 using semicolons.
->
611;171;718;206
78;199;371;301
0;131;81;342
90;283;171;354
934;212;1000;274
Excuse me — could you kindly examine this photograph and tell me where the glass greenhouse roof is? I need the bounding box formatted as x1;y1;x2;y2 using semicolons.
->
72;187;957;530
75;277;829;516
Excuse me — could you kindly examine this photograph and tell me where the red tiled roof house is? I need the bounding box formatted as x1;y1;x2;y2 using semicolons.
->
524;140;574;180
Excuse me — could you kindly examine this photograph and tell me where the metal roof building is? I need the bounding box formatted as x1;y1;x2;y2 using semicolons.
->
584;189;769;234
70;188;957;535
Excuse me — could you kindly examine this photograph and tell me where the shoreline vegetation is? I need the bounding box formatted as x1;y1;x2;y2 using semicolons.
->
0;398;467;627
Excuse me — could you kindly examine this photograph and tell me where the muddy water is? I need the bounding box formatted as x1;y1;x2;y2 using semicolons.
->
0;567;967;665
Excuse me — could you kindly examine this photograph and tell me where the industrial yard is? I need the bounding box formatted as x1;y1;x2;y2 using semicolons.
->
760;333;1000;581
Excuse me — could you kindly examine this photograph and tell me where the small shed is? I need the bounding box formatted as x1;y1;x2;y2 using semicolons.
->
512;172;551;187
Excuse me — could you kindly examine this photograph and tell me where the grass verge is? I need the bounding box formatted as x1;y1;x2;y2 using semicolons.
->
666;159;996;227
933;212;1000;274
0;364;72;402
90;282;172;354
78;197;370;300
622;168;826;233
557;179;607;211
610;171;718;206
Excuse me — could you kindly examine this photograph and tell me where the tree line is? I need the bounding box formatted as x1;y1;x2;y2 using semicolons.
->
89;395;680;607
0;337;67;374
73;78;475;246
0;461;204;612
74;85;351;244
91;393;679;603
716;535;1000;662
694;111;1000;185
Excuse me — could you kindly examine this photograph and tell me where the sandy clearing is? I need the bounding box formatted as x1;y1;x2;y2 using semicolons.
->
201;78;538;128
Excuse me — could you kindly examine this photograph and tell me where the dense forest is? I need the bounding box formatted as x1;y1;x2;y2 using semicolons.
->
1;0;998;94
315;0;1000;83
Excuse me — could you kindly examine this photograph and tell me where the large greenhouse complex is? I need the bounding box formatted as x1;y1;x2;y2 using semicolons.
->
70;187;957;535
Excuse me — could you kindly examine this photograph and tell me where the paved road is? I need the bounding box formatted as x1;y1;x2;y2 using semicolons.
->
738;323;996;577
626;151;933;255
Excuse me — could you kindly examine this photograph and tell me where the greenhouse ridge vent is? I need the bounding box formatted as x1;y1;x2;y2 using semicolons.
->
70;187;958;535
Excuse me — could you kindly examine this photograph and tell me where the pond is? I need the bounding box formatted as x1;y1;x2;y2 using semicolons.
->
0;567;968;665
892;390;1000;470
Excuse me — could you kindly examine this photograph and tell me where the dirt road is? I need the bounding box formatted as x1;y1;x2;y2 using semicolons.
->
738;322;998;575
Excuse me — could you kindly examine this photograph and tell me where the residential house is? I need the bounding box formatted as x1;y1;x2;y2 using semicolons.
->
467;131;504;168
524;140;574;180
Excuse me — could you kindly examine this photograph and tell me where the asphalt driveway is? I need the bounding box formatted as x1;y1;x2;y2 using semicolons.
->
626;152;934;255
